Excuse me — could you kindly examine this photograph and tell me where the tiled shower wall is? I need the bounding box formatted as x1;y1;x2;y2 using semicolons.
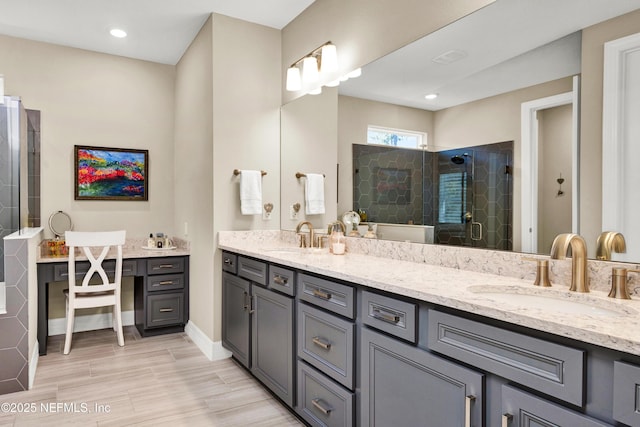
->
0;238;29;394
353;141;513;250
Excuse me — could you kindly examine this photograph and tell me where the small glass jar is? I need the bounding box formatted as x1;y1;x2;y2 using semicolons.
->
330;224;346;255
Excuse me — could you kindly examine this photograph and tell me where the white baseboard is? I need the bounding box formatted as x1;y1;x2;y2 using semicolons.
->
185;320;231;361
48;310;135;336
29;341;39;389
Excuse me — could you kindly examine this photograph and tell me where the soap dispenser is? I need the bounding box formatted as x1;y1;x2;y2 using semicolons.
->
330;223;346;255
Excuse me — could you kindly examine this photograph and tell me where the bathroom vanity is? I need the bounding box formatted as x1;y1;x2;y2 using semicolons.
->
219;231;640;427
36;240;190;355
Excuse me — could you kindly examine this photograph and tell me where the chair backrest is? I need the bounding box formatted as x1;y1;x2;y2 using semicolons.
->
65;230;126;296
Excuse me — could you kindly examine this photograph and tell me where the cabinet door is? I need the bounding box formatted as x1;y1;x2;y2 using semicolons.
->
222;272;251;369
501;385;613;427
251;284;294;407
361;327;483;427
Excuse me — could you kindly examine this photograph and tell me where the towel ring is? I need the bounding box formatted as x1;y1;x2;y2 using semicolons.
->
234;169;267;176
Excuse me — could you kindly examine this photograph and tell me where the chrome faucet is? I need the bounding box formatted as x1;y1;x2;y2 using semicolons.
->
550;233;589;292
295;221;315;248
596;231;626;261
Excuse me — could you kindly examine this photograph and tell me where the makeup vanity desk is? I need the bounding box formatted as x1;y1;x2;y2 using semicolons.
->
36;242;190;355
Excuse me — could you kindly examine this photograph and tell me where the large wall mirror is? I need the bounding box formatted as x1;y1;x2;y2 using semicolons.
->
280;0;640;261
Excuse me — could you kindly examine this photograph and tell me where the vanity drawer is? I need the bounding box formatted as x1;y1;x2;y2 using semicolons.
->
297;361;354;427
298;273;355;319
147;257;184;275
54;259;137;281
298;303;355;389
146;274;184;292
238;256;267;285
613;361;640;426
269;265;296;296
146;293;184;327
427;310;585;406
222;251;237;274
361;290;417;343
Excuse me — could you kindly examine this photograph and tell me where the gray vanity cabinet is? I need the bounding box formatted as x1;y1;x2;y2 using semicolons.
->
221;271;251;368
251;283;295;407
221;253;295;407
501;385;613;427
361;327;484;427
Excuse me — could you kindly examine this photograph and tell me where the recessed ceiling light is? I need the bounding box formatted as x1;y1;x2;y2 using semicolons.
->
110;28;127;38
425;93;438;100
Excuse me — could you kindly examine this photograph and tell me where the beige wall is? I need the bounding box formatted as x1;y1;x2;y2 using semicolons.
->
0;35;175;320
174;17;215;339
281;88;339;230
538;105;573;253
337;95;434;215
580;9;640;253
211;14;281;341
281;0;495;103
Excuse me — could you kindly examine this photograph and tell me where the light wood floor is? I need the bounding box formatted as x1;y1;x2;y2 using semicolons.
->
0;327;304;427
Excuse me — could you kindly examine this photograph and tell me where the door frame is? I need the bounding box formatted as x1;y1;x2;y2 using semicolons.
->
520;76;580;253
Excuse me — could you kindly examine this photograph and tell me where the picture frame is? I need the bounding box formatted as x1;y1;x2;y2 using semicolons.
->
74;145;148;201
374;167;411;204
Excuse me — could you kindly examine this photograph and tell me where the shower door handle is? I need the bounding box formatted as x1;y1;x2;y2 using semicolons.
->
471;221;483;241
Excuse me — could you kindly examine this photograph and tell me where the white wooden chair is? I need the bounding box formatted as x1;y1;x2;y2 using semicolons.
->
63;230;126;354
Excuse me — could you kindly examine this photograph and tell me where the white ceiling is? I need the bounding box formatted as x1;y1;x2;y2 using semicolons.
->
339;0;640;111
0;0;315;64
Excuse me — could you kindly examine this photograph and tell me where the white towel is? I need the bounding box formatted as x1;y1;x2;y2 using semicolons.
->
304;173;325;215
240;170;262;215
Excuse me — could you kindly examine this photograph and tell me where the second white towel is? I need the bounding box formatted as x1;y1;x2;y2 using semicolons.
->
304;173;325;215
240;170;262;215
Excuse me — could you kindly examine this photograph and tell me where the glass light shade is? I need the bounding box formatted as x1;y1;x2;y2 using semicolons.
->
308;87;322;95
286;66;301;91
325;79;340;87
346;68;362;78
320;43;338;73
302;56;319;83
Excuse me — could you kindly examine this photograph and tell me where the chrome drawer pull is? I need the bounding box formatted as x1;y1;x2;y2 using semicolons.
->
465;395;475;427
502;413;513;427
372;308;400;324
312;336;332;350
311;398;333;415
273;275;288;286
155;264;174;269
159;308;174;313
223;258;232;265
312;288;332;300
154;280;174;286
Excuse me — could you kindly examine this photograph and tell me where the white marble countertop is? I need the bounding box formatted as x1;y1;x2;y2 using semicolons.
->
37;237;190;263
219;234;640;356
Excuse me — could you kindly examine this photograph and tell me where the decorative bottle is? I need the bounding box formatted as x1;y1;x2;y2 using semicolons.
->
147;233;155;248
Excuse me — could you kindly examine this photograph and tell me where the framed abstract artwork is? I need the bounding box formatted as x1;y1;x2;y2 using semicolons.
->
74;145;148;201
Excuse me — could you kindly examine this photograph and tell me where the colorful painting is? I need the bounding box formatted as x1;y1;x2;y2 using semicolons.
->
74;145;148;200
374;167;411;204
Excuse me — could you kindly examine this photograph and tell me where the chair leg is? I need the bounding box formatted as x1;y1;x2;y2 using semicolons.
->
63;305;75;355
114;302;124;347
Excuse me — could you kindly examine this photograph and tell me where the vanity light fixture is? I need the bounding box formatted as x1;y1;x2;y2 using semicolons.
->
286;41;357;94
109;28;127;38
425;93;438;100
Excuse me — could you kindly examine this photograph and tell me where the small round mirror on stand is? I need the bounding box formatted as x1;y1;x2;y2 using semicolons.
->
48;211;73;239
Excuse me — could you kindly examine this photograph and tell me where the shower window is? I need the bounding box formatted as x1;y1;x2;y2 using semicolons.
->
367;125;426;149
438;172;467;224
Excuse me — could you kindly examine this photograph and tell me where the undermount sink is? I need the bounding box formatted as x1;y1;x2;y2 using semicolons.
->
468;285;638;317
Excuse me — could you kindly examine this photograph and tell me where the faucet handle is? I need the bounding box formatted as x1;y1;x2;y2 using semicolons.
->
523;257;552;287
297;233;307;248
608;268;640;299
